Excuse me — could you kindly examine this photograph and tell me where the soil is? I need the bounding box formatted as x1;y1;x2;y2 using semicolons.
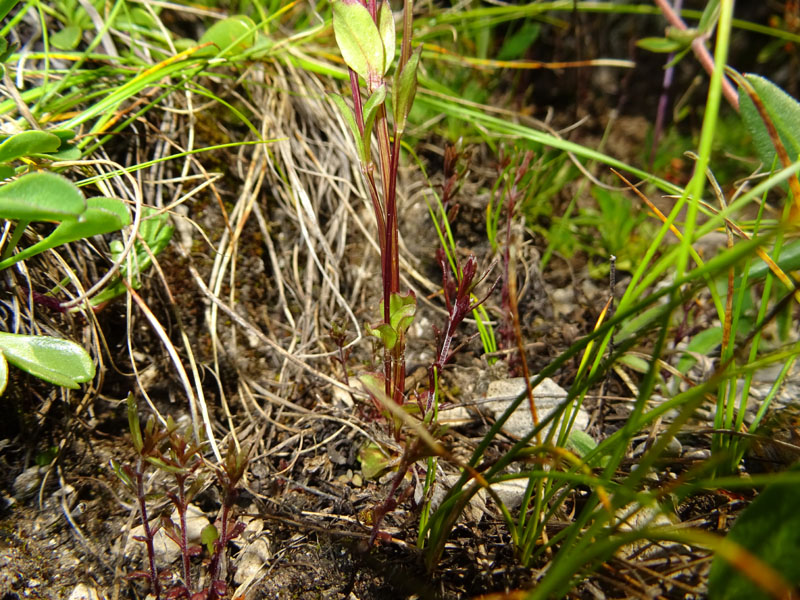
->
1;4;799;600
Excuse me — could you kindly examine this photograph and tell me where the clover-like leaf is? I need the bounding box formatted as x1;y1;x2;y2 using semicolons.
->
0;332;95;389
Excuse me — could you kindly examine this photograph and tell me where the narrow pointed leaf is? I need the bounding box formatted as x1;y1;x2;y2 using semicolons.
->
377;0;395;75
362;84;387;162
330;93;366;162
392;46;421;133
0;196;130;270
127;394;144;453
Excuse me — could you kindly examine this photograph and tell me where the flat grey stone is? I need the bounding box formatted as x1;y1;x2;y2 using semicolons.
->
484;377;590;440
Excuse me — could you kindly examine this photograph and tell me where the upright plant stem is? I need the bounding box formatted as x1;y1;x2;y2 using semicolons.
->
135;460;161;600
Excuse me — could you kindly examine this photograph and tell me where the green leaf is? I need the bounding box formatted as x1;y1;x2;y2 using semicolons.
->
0;0;20;23
739;74;800;170
377;0;395;75
366;291;416;350
332;0;384;86
90;208;174;306
565;429;596;458
697;0;721;34
0;131;62;164
708;464;800;599
392;46;421;133
362;84;386;163
675;327;722;375
0;165;15;181
35;446;58;466
365;321;397;350
497;22;540;61
201;523;219;555
329;93;366;162
358;441;392;480
51;25;83;50
127;394;143;453
0;196;130;271
636;37;684;54
0;351;7;396
0;171;86;222
0;332;95;389
388;290;416;334
198;15;256;56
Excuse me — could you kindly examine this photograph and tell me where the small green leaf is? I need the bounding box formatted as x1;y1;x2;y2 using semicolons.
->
675;327;722;375
0;351;7;396
145;456;186;473
198;15;256;56
127;394;144;453
565;429;597;458
392;46;421;133
90;208;174;306
377;0;395;75
0;195;129;271
201;523;219;555
665;26;700;47
636;36;684;53
111;459;134;489
51;25;83;50
0;332;95;389
388;290;416;334
708;464;800;599
35;446;58;467
332;0;385;86
330;93;366;162
0;131;62;164
366;321;397;350
358;441;391;480
43;196;130;245
0;172;86;222
739;74;800;170
362;84;387;162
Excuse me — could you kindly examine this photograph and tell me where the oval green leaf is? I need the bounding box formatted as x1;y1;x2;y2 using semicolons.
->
48;196;131;246
0;171;86;222
0;131;62;164
198;15;256;57
332;0;384;84
0;332;95;389
739;74;800;170
51;25;83;50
